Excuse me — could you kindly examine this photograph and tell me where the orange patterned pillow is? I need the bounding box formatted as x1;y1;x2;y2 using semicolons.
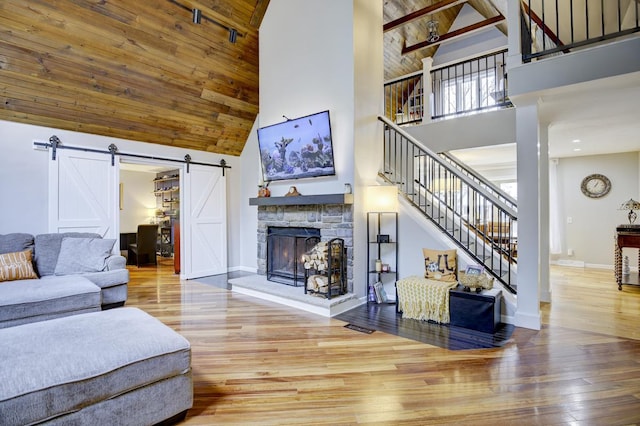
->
422;248;457;282
0;250;38;282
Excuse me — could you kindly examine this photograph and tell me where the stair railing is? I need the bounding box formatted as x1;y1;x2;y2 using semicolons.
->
439;152;518;212
379;115;518;294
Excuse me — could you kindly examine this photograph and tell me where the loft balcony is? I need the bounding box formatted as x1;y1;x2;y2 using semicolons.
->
384;0;640;125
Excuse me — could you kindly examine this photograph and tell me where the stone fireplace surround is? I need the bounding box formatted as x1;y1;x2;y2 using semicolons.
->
251;194;353;294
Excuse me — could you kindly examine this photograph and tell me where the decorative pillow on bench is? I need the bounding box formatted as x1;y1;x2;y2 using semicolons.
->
54;238;117;275
0;250;38;282
422;248;457;282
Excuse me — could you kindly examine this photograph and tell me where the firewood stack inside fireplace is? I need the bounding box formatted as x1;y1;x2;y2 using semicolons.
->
266;227;320;286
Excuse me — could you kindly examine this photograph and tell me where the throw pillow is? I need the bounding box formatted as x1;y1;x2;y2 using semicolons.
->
34;232;101;276
54;237;116;275
0;233;35;255
422;248;457;282
0;250;38;282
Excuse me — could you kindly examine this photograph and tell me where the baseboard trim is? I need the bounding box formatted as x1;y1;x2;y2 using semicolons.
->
514;310;541;330
228;265;258;273
553;259;585;267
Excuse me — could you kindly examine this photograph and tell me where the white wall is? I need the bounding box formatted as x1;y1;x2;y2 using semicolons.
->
406;107;516;152
432;3;507;68
237;118;260;272
555;152;639;267
257;0;355;198
240;0;359;274
119;170;157;233
352;0;385;297
0;120;239;255
237;0;385;297
0;122;49;235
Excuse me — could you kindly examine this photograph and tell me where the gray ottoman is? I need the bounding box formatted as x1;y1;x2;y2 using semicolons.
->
0;307;193;425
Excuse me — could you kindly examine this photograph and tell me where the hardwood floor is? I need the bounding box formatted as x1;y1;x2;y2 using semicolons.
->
127;259;640;425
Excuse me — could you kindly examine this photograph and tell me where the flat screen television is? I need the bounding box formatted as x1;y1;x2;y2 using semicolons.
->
257;110;336;183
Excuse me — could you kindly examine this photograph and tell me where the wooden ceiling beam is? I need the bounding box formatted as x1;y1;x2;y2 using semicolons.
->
249;0;270;28
383;0;468;32
402;14;505;55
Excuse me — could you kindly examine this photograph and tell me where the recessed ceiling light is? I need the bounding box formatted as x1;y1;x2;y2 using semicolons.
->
573;148;582;152
572;139;581;143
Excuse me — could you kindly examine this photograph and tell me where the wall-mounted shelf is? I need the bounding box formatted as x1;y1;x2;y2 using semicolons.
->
154;171;180;258
249;193;353;206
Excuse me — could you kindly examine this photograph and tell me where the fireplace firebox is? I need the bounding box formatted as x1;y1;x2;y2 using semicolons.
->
267;227;320;286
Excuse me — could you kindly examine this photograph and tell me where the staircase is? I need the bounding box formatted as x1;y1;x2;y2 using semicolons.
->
379;115;518;294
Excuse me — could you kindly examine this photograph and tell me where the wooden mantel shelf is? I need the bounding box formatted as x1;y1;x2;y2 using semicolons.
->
249;193;353;206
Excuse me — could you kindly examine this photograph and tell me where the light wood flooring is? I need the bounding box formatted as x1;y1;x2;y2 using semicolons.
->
127;259;640;425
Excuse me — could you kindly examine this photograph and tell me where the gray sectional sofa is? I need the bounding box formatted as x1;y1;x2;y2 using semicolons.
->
0;233;193;424
0;232;129;328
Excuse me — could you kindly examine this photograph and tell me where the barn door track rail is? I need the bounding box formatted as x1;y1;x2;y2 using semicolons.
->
34;135;230;175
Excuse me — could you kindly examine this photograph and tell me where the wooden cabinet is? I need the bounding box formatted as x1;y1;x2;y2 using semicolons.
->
366;212;398;304
615;225;640;290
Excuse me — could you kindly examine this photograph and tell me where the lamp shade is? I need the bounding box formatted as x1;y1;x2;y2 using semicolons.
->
365;185;398;212
619;198;640;224
619;198;640;211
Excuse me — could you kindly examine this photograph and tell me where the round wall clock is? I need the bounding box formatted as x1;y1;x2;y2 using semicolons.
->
580;173;611;198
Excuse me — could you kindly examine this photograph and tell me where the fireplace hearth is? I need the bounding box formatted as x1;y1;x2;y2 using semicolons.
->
267;227;320;286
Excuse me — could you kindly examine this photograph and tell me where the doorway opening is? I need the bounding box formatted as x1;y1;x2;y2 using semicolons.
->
119;160;182;274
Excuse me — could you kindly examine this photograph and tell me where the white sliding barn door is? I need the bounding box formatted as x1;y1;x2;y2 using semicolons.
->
182;165;227;279
48;149;119;239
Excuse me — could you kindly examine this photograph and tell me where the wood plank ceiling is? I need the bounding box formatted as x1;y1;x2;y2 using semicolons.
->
0;0;267;155
0;0;503;156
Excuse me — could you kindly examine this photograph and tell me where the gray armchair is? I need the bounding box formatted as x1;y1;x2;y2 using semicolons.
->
128;224;158;267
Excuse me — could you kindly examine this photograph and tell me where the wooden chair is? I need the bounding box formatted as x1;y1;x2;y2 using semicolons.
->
128;224;158;267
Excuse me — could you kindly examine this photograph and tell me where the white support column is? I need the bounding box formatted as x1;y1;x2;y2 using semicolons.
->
514;102;542;330
539;121;551;303
421;57;433;124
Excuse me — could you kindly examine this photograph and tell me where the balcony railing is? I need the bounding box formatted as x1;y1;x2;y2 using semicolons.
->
384;50;511;124
384;72;424;126
431;49;511;120
379;115;517;294
521;0;640;62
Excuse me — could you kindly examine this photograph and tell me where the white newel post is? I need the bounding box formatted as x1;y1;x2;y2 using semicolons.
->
421;57;434;124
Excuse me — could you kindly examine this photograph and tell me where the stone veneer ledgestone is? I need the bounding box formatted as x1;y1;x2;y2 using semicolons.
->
257;203;353;293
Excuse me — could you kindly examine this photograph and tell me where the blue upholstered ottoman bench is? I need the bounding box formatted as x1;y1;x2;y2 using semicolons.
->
0;307;192;425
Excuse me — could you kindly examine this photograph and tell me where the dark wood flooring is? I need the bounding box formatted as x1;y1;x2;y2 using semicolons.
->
334;302;514;350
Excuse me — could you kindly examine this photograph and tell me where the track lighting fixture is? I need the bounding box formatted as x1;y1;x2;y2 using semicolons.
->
192;8;201;24
169;0;242;43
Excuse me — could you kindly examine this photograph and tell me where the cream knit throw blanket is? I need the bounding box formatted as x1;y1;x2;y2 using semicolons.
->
396;276;458;323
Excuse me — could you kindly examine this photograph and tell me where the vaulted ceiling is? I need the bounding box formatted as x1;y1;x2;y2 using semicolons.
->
0;1;503;156
383;0;505;80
